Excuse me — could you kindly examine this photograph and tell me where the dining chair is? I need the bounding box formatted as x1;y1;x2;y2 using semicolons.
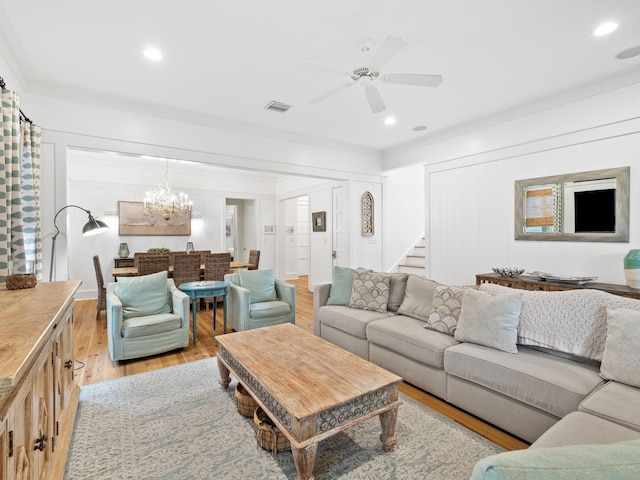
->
93;255;106;320
172;253;202;287
135;253;170;276
248;249;260;270
203;252;231;309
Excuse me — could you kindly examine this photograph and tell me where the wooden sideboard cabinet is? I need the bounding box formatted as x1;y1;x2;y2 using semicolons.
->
476;273;640;300
0;280;81;480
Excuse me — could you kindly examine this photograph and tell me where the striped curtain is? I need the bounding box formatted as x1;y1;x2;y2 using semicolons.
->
0;87;21;283
0;88;40;283
21;123;42;279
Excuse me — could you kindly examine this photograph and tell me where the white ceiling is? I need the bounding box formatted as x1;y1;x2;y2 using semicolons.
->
1;0;640;152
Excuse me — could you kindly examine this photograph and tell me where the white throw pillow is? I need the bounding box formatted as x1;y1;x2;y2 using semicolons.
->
455;288;523;353
600;308;640;388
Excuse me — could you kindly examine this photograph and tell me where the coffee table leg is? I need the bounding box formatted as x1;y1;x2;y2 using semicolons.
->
379;406;399;452
217;360;231;389
292;443;318;480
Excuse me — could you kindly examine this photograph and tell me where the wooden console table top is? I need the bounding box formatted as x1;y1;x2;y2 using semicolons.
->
476;273;640;300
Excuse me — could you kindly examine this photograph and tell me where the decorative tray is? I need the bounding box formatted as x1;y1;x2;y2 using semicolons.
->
528;272;597;284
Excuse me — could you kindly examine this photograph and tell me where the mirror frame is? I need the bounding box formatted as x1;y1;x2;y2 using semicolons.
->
515;166;630;242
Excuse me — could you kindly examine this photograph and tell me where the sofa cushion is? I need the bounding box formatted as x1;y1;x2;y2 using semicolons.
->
480;283;640;361
326;266;355;306
600;307;640;388
115;271;171;320
454;288;523;353
444;343;603;418
318;305;393;340
426;283;465;335
239;269;277;303
122;312;182;339
387;273;408;312
580;381;640;433
532;411;640;449
349;271;390;313
471;436;640;480
398;275;437;321
367;315;459;368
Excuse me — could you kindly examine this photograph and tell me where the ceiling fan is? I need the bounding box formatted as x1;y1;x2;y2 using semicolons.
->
305;35;442;114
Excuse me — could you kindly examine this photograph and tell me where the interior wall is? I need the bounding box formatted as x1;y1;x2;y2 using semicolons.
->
308;189;333;290
396;81;640;286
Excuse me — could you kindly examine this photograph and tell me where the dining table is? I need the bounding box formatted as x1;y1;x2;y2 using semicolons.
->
111;261;254;280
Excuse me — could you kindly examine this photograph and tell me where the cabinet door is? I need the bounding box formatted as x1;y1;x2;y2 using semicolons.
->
31;347;53;480
8;386;31;480
54;310;74;450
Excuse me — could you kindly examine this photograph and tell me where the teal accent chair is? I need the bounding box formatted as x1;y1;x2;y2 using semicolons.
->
224;269;296;331
106;271;190;362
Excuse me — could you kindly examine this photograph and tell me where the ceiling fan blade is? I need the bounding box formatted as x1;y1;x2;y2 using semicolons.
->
369;35;407;71
363;84;386;113
300;60;352;77
382;73;443;87
309;83;354;104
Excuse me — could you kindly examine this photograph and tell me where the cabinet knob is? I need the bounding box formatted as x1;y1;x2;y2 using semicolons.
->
34;434;48;451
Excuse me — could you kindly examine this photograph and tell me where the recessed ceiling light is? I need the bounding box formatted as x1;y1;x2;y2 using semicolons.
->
593;22;618;37
384;117;396;126
143;48;163;61
617;46;640;60
413;125;427;132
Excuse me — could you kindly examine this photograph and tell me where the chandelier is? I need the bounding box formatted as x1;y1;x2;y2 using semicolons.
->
144;160;192;221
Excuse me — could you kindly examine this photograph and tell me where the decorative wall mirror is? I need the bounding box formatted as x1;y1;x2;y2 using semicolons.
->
515;166;630;242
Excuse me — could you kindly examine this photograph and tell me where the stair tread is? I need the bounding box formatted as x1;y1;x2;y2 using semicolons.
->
399;264;426;268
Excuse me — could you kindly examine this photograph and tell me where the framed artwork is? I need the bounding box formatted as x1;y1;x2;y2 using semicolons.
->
312;211;326;232
118;201;191;236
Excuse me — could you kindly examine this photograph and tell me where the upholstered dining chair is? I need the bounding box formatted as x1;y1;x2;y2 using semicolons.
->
224;269;295;331
247;249;260;270
106;271;190;362
93;255;106;320
135;252;170;276
172;253;202;287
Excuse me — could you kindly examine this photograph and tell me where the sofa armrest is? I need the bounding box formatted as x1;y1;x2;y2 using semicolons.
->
313;282;332;336
227;282;252;331
275;280;296;324
167;279;190;327
106;282;124;360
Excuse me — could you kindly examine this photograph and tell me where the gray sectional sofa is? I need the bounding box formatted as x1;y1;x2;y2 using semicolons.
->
314;268;640;474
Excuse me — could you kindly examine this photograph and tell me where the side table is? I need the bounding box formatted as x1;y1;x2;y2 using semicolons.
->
178;281;230;343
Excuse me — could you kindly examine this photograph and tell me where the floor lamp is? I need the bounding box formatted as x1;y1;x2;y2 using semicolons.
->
49;205;109;282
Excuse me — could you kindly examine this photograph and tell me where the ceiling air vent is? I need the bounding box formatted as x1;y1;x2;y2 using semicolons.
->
264;101;291;113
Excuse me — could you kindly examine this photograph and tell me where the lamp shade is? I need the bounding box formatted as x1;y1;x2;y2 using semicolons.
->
83;217;109;236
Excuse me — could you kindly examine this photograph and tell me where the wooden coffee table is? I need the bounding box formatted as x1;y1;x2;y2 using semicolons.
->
216;323;402;480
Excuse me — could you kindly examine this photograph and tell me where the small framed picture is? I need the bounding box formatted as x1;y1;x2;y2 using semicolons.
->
312;211;326;232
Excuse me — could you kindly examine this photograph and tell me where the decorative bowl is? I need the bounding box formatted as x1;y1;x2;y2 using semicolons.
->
492;267;525;278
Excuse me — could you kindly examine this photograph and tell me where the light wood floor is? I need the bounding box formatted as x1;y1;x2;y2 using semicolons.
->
74;276;528;451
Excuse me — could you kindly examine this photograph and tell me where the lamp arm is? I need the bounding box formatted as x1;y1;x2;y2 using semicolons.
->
49;204;96;282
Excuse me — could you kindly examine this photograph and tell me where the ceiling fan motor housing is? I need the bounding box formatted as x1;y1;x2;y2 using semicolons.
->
351;67;380;82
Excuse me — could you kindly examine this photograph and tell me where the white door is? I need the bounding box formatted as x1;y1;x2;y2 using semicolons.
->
332;186;347;267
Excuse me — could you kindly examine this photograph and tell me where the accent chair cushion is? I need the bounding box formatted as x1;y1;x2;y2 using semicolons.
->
426;283;465;335
455;288;523;353
470;438;640;480
600;307;640;388
239;269;278;304
397;275;437;321
326;266;355;306
115;271;171;320
348;271;390;313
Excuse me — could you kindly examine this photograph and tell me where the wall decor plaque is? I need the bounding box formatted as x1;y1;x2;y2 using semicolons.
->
362;191;374;236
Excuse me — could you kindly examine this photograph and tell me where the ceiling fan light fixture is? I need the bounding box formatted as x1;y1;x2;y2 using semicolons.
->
593;22;618;37
143;47;163;61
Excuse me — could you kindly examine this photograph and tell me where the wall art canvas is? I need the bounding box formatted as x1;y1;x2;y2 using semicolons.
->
118;201;191;236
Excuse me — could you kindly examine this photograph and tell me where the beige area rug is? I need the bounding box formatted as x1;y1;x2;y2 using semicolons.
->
64;357;504;479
